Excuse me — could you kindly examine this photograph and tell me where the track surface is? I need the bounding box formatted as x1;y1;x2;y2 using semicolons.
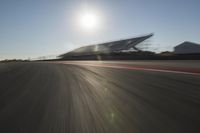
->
0;61;200;133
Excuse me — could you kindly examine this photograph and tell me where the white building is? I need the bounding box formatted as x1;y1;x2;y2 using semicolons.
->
174;41;200;54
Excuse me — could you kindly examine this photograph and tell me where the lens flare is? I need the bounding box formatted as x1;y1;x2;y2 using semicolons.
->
79;11;99;31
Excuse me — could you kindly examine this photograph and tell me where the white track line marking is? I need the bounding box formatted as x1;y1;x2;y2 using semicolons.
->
56;62;200;76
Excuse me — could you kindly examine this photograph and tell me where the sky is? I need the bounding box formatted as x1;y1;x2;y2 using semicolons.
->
0;0;200;60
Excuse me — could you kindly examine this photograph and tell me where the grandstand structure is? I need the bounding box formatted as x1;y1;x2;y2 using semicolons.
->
59;33;153;58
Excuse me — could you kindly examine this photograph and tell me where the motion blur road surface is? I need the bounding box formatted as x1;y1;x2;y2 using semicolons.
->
0;61;200;133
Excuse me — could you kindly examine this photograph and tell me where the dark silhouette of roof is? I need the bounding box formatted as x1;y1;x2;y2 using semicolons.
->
60;33;153;57
174;41;200;54
175;41;200;48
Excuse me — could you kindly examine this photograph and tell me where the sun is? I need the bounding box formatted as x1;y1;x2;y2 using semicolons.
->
79;11;99;31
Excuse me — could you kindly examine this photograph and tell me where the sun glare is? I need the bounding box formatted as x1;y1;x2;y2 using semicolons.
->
78;11;99;31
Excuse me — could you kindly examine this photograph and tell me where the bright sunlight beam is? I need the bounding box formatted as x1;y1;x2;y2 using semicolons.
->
78;10;100;31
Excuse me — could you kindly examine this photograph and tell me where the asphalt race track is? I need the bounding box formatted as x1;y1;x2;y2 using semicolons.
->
0;61;200;133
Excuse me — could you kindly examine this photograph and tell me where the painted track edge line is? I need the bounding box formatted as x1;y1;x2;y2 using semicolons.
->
55;62;200;76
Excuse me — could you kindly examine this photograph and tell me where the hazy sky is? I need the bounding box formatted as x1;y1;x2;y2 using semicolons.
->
0;0;200;60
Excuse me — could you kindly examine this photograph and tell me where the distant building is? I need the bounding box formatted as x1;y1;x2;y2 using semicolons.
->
174;41;200;54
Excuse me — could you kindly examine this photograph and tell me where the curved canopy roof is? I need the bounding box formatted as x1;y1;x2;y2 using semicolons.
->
60;33;153;57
